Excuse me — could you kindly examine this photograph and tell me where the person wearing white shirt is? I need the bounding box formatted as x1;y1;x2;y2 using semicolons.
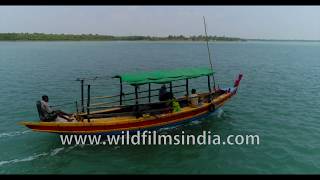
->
189;89;199;108
40;95;73;122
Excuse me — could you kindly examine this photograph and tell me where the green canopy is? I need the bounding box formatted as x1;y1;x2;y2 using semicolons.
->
116;67;214;85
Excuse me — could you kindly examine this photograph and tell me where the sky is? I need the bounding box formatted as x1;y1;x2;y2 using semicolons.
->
0;6;319;40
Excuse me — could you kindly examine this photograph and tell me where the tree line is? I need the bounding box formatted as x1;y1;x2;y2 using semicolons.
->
0;33;246;41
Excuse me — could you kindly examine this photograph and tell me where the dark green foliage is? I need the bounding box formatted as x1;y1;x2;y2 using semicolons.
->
0;33;245;41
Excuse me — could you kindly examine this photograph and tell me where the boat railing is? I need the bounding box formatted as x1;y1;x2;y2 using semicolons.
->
86;107;171;119
84;91;218;120
78;89;217;115
74;84;185;102
88;89;186;108
71;74;215;122
67;82;187;115
86;98;179;111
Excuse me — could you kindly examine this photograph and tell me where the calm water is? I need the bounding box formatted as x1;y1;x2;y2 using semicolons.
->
0;41;320;174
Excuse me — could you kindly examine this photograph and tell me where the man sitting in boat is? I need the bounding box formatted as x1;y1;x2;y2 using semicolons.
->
158;85;180;112
38;95;73;122
189;89;199;107
159;85;171;101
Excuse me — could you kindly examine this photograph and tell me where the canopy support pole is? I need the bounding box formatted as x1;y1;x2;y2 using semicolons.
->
208;75;213;101
207;75;211;92
186;78;189;98
81;79;84;112
212;75;216;91
148;83;151;103
135;85;139;105
135;85;139;118
170;82;173;94
87;84;91;122
75;101;79;113
120;77;123;105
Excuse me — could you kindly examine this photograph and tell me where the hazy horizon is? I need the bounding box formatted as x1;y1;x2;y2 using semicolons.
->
0;6;319;40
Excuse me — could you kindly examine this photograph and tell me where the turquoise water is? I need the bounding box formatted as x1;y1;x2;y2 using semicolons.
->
0;41;320;174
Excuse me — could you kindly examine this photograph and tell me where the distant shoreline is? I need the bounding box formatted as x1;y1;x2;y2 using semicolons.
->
1;40;319;43
0;33;245;42
247;39;320;42
0;33;319;42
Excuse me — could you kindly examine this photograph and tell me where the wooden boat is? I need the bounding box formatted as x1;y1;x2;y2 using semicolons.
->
20;67;242;135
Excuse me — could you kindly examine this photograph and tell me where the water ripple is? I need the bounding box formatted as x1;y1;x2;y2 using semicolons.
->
0;145;80;167
0;130;31;139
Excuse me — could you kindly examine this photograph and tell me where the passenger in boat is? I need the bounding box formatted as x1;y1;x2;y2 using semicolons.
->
39;95;73;122
159;85;172;101
159;85;167;101
189;89;199;107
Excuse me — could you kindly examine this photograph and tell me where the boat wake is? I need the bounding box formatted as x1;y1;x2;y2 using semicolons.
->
158;110;225;132
158;126;178;133
0;145;78;167
216;108;224;118
0;152;47;167
189;120;202;125
0;130;31;139
49;147;65;156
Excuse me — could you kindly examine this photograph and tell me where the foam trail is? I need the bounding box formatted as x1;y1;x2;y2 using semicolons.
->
0;146;67;167
0;153;48;166
190;120;202;125
0;130;31;139
67;144;79;151
50;147;65;156
158;125;178;132
216;108;224;118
